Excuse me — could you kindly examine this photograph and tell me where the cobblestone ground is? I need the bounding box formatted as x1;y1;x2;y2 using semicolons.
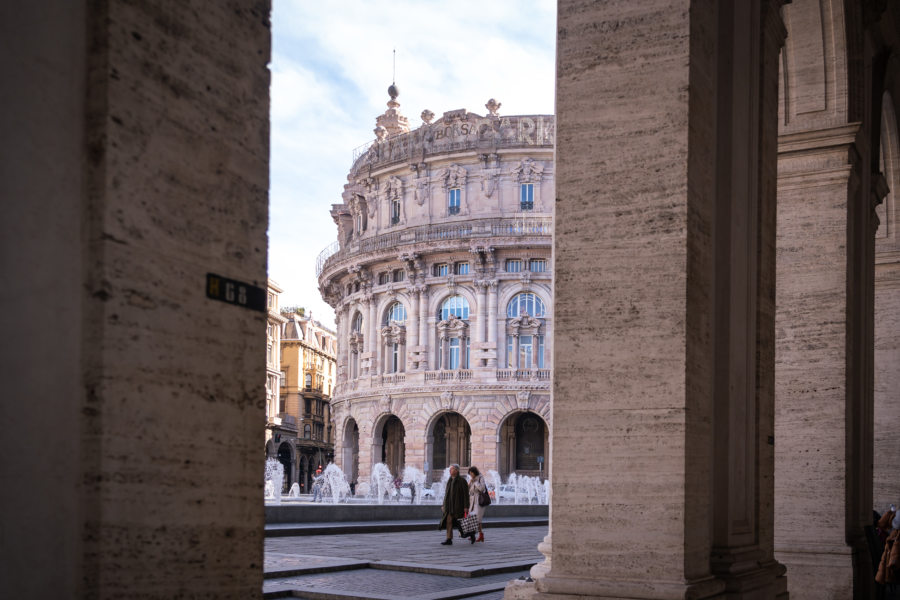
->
264;525;545;599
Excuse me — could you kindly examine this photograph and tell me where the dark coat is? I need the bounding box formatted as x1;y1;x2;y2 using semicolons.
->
439;474;470;530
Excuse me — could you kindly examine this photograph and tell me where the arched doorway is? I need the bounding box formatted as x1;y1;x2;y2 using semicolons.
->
342;418;359;487
299;455;309;494
498;412;548;480
277;442;293;493
427;412;471;482
373;415;405;477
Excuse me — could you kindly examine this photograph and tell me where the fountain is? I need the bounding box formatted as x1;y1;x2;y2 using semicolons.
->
288;482;300;497
264;458;284;505
401;465;426;504
320;463;351;503
370;462;395;504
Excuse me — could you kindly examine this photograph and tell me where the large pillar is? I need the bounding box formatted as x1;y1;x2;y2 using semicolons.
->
773;2;885;598
514;2;786;598
1;2;271;596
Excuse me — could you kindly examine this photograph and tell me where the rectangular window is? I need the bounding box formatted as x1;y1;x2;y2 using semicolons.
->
506;259;522;273
379;272;389;285
448;188;461;215
434;263;449;276
392;342;400;373
507;336;514;368
391;199;401;224
267;344;272;364
465;337;470;369
449;338;460;370
393;269;405;282
529;259;546;272
519;335;533;369
537;335;545;368
305;398;312;414
520;183;534;211
279;371;286;387
455;262;469;275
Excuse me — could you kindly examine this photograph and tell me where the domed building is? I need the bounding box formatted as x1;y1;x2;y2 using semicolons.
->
317;86;555;486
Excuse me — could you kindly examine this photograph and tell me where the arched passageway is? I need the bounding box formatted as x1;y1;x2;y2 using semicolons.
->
427;412;471;482
373;415;405;477
498;412;548;480
277;442;293;493
342;418;359;487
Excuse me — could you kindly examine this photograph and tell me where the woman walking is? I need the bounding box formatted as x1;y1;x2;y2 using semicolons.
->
467;466;487;543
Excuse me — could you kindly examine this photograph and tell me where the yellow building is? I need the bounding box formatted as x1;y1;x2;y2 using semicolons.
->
278;311;337;492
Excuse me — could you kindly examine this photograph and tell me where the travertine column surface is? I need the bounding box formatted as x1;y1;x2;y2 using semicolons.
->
2;1;271;597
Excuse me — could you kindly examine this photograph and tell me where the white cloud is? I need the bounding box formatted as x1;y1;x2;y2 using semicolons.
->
268;0;556;328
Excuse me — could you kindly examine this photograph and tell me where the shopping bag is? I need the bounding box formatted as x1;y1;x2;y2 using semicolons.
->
458;513;479;537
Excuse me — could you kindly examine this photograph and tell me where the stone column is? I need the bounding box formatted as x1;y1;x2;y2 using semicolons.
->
475;280;487;343
419;287;430;370
367;296;378;375
407;289;418;368
487;280;498;368
515;2;786;599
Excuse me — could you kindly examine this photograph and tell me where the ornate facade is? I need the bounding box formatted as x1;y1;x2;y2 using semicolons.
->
277;312;338;493
318;89;555;485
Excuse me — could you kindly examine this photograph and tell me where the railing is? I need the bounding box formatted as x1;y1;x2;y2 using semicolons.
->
317;216;552;276
424;370;473;382
381;373;406;384
496;369;551;381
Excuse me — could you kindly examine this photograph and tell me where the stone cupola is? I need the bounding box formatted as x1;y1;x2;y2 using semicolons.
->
375;82;410;138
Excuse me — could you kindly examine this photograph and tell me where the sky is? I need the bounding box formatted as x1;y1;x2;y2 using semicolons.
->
268;0;556;329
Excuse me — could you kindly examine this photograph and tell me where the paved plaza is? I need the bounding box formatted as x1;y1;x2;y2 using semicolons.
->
263;523;546;599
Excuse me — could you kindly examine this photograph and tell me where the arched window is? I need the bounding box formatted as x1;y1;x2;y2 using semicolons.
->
304;424;311;439
305;373;312;388
507;292;546;318
439;295;470;320
352;313;363;332
385;302;406;324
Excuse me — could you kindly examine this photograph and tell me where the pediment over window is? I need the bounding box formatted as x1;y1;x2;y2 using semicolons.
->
507;314;543;336
438;314;469;336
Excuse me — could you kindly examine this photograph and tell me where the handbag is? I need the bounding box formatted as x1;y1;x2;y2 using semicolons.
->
478;488;491;507
458;513;479;537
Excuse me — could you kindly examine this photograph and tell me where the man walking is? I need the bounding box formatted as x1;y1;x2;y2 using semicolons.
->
439;464;469;545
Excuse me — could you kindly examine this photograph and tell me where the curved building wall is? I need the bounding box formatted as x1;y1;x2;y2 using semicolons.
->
318;103;555;485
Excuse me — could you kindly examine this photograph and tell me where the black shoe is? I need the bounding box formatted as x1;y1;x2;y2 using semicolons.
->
441;539;452;545
469;533;476;544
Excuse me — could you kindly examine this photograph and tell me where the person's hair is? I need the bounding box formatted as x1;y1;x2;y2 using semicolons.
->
450;464;460;472
468;466;480;477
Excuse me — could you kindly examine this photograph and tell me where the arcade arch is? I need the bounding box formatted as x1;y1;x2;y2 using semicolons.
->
373;414;405;477
342;418;360;487
426;411;471;482
497;411;549;480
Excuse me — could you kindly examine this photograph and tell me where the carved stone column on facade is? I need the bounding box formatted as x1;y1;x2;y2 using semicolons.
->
487;280;498;368
368;296;378;376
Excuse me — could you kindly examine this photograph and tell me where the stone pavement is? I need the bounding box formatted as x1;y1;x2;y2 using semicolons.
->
264;524;546;599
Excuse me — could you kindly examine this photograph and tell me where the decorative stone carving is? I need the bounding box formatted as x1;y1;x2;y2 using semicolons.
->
438;314;469;338
485;98;501;116
516;390;530;409
439;163;467;190
441;391;453;409
413;174;429;206
507;314;542;336
386;175;403;200
512;157;545;183
421;109;435;124
381;322;406;344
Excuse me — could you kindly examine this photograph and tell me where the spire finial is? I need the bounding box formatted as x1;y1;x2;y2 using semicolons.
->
392;48;396;85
